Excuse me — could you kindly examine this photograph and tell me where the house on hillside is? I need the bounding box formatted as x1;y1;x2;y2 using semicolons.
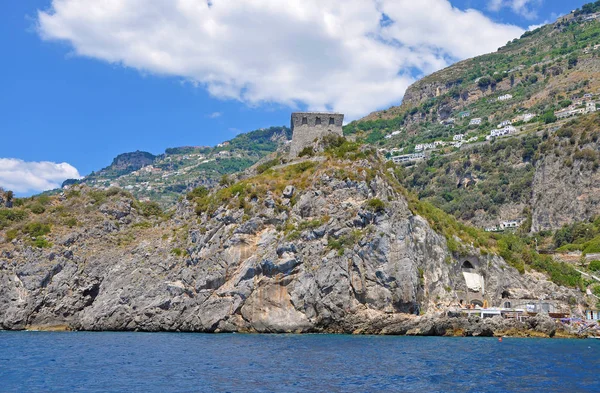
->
433;141;445;147
469;118;482;126
390;153;425;164
498;94;513;101
453;134;464;141
460;111;471;118
497;120;512;128
415;144;424;152
586;102;597;113
488;126;516;139
500;219;523;230
555;107;586;119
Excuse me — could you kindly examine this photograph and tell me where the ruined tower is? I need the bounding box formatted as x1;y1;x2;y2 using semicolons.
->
289;112;344;157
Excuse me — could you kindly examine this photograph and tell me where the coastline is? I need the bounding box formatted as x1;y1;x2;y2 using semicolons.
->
8;312;592;339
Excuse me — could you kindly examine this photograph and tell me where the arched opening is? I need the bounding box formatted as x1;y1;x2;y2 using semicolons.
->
471;299;484;307
501;290;510;299
504;301;511;308
462;261;475;270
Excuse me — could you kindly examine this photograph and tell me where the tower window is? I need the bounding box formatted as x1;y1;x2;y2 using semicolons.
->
302;117;308;125
329;117;335;125
315;117;321;125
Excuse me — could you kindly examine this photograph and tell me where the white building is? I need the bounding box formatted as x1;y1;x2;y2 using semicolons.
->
453;134;465;141
414;144;424;152
555;107;586;119
469;118;482;126
489;126;516;138
498;94;513;101
522;113;536;122
385;134;392;139
390;153;425;164
497;120;512;128
586;102;597;113
391;130;402;136
500;220;523;230
433;141;445;147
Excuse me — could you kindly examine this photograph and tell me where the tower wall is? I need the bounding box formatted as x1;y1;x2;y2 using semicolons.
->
289;112;344;157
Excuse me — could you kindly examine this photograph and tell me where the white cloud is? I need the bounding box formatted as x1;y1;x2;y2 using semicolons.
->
488;0;542;20
0;158;81;195
37;0;524;120
207;111;223;118
527;22;547;31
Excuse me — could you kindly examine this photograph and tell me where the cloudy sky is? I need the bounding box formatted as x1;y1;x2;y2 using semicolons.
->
0;0;590;195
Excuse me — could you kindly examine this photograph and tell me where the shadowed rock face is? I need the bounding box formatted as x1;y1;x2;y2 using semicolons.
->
531;153;600;232
0;157;581;334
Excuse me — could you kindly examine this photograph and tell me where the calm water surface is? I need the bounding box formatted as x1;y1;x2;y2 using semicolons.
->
0;332;598;392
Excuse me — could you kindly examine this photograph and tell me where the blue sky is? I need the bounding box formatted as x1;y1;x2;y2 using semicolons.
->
0;0;592;195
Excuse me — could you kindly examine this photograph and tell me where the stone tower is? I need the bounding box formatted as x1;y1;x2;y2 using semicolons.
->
289;112;344;157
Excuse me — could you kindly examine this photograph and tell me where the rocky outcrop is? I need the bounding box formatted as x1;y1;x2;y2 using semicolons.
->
0;157;584;334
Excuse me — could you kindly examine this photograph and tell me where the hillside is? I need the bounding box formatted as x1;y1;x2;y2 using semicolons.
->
0;144;591;335
65;126;291;206
346;5;600;233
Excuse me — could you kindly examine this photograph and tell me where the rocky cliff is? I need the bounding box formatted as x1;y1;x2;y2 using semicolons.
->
0;150;584;334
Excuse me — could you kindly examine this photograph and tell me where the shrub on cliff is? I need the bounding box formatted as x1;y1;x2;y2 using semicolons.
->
366;198;386;213
137;201;163;218
589;260;600;272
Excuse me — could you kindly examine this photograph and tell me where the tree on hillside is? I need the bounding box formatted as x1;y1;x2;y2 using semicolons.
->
4;190;13;208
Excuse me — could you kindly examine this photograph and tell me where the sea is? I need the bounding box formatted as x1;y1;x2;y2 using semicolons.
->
0;332;598;392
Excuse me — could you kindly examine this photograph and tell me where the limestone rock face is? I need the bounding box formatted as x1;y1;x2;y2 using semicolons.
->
531;153;600;232
0;158;582;334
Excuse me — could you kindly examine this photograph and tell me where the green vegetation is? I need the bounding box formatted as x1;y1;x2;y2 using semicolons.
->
192;160;317;216
186;186;209;201
575;1;600;16
404;135;540;221
136;201;163;218
0;209;28;229
366;198;386;213
29;204;46;215
531;255;582;287
256;158;280;174
171;248;184;257
22;222;51;238
554;215;600;254
327;230;363;256
589;260;600;271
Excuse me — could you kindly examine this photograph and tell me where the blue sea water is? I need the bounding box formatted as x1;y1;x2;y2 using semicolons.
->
0;332;598;393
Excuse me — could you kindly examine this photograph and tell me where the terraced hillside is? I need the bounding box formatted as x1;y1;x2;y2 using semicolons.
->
67;126;291;206
346;4;600;232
